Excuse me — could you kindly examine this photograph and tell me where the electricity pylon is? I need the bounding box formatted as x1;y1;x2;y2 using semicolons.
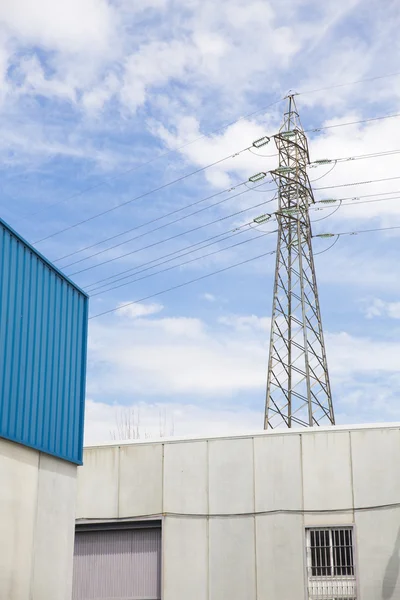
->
263;95;335;429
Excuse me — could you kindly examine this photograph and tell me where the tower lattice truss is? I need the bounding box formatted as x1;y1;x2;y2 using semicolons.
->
264;96;335;429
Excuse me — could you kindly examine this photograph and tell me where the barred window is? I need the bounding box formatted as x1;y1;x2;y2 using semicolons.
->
306;527;357;600
309;528;354;576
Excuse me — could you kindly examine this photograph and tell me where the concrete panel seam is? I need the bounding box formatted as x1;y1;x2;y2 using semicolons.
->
117;445;121;519
207;439;210;600
161;443;165;514
300;434;307;600
349;430;355;512
252;437;258;600
161;445;165;600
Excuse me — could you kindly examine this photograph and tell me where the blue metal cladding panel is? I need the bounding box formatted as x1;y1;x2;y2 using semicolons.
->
0;218;89;464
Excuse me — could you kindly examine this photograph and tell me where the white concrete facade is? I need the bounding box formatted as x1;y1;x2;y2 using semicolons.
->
76;423;400;600
0;438;77;600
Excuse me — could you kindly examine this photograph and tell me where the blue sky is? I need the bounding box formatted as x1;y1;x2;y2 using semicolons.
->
1;0;400;442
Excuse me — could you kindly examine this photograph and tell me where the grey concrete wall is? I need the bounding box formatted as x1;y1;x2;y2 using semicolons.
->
0;438;77;600
77;424;400;600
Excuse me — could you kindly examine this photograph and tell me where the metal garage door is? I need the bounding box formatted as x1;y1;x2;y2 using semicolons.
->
72;522;161;600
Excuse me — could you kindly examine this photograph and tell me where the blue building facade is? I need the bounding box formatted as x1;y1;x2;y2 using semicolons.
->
0;218;88;464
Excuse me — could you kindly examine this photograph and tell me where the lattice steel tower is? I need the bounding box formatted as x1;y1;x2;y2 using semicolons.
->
264;95;335;429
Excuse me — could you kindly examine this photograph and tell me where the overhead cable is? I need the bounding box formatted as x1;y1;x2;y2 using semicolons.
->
65;174;400;273
84;227;249;290
315;175;400;191
16;103;282;224
68;196;277;276
315;224;400;238
297;70;400;96
15;71;400;225
34;142;269;245
90;229;277;296
86;227;253;292
89;250;276;319
305;112;400;134
85;189;400;289
60;177;273;268
310;148;400;167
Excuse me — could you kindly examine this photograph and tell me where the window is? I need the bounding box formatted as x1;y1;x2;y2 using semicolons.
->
306;527;357;600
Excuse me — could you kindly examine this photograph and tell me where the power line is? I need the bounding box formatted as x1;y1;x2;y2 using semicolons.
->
316;224;400;238
12;71;400;226
310;148;400;166
15;71;400;225
313;194;400;212
90;229;277;296
32;113;400;247
315;175;400;191
88;189;400;291
85;227;247;290
79;178;400;281
89;250;275;319
57;177;273;267
305;112;400;134
63;181;274;270
86;188;400;289
86;226;253;292
14;99;283;224
314;235;340;255
317;189;400;202
54;181;246;263
310;200;342;222
297;69;400;96
88;216;400;319
309;161;337;183
33;144;263;245
63;174;400;274
68;196;276;276
55;146;400;267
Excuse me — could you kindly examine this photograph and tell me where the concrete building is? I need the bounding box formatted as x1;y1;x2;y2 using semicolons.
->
0;439;78;599
74;422;400;600
0;217;88;600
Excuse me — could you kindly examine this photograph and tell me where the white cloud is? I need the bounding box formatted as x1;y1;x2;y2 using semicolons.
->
149;103;400;228
116;0;168;11
149;114;280;189
151;317;205;338
0;0;397;177
120;39;197;112
202;292;216;302
0;118;126;169
81;73;120;114
87;310;400;402
218;314;271;332
314;246;400;291
16;55;77;102
0;0;364;125
87;312;268;398
362;298;400;320
84;398;264;445
308;114;400;225
84;307;400;441
0;0;117;56
326;331;400;377
116;302;164;318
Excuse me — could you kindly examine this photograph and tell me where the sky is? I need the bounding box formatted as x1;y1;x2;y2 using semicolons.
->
1;0;400;443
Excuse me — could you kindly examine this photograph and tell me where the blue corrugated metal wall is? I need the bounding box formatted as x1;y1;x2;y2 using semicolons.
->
0;218;88;464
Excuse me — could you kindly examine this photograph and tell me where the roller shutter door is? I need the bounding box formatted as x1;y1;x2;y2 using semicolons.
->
72;523;161;600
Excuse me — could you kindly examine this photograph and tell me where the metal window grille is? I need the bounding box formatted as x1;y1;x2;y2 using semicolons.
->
306;527;357;600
